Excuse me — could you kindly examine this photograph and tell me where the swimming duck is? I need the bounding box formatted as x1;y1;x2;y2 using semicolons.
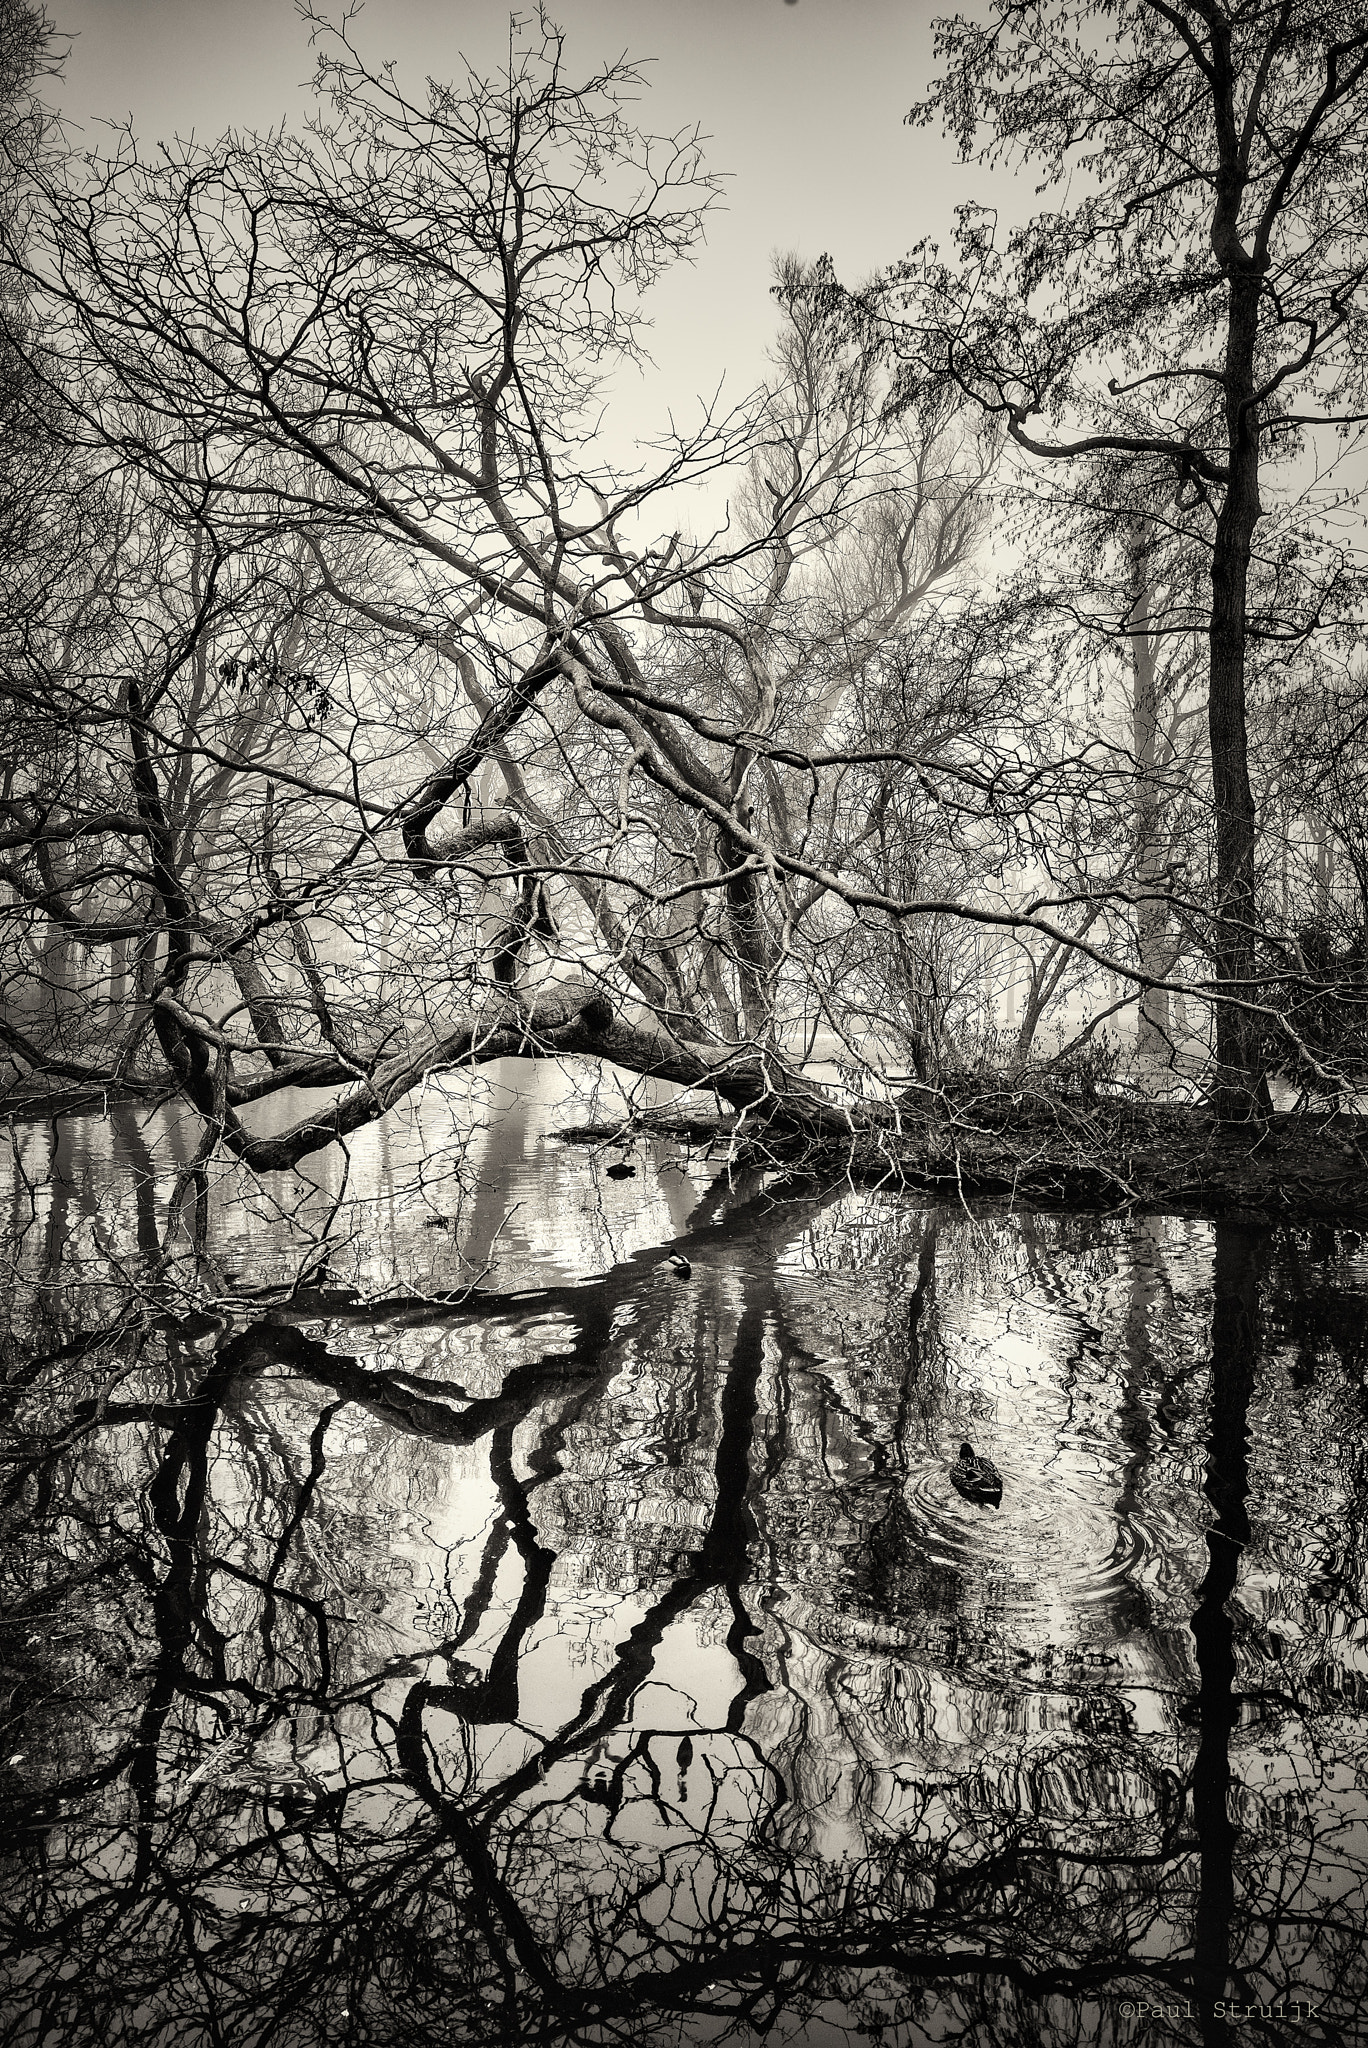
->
950;1442;1003;1507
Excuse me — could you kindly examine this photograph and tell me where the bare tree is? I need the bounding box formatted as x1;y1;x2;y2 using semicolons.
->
0;16;1011;1191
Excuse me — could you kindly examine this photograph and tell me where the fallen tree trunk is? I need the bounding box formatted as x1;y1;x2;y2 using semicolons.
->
8;973;1365;1226
809;1091;1368;1226
227;981;869;1174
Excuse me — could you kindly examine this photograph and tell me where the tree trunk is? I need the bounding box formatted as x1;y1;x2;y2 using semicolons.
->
720;815;778;1045
1130;521;1174;1094
1208;278;1269;1122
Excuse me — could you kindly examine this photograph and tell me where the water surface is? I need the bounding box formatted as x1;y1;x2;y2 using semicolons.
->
2;1074;1366;2046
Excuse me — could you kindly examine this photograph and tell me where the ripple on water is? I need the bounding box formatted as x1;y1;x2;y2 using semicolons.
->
900;1443;1163;1641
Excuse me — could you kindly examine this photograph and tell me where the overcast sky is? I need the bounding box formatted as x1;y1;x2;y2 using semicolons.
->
49;1;995;452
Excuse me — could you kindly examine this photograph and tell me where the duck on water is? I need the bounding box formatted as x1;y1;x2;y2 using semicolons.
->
951;1442;1003;1508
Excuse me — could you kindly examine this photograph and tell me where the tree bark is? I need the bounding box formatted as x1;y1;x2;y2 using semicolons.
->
1129;521;1175;1092
1208;276;1269;1122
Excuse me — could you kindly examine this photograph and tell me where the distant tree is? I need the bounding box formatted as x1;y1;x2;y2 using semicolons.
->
1257;643;1368;1091
992;473;1212;1091
881;0;1368;1117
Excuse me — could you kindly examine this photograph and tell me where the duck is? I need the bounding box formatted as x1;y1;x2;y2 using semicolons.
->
950;1441;1003;1507
606;1160;637;1179
667;1253;692;1278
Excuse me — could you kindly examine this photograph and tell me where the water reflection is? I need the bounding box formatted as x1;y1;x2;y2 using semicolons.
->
2;1089;1367;2046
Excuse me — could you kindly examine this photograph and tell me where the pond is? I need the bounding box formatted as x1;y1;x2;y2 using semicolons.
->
2;1066;1366;2047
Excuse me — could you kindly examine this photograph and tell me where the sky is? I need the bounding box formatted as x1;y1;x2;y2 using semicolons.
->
47;0;994;457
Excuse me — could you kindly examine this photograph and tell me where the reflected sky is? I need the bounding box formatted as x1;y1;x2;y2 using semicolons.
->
2;1080;1367;2046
